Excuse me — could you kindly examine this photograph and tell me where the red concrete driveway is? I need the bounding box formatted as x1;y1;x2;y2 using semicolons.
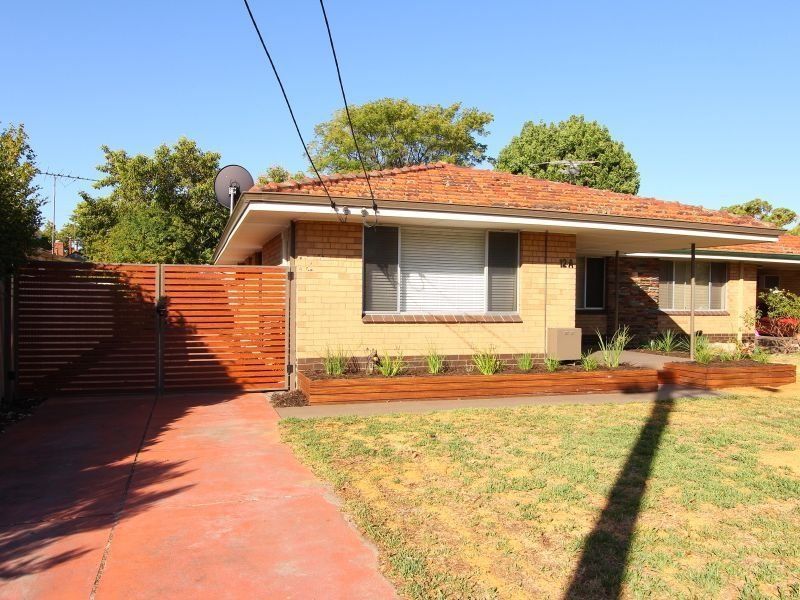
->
0;392;395;599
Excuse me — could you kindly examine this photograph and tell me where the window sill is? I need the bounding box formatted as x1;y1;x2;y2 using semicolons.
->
660;310;730;317
576;308;607;314
362;313;522;324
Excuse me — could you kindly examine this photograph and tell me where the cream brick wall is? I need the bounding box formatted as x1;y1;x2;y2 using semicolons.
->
292;221;576;360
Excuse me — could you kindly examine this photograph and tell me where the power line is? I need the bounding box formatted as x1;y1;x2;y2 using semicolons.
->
241;0;338;214
318;0;377;215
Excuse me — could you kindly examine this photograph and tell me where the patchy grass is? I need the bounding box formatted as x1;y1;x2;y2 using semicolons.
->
281;386;800;599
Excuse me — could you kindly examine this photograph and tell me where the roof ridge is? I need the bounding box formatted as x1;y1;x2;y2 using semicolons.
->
252;162;447;192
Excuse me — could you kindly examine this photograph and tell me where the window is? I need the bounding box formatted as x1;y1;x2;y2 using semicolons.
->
763;274;780;290
658;261;727;310
363;226;518;313
576;257;605;309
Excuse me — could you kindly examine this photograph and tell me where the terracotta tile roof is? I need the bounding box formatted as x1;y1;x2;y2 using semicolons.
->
711;234;800;256
252;162;776;230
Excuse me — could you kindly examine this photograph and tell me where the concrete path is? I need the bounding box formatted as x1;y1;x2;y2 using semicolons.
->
0;392;396;599
278;385;716;419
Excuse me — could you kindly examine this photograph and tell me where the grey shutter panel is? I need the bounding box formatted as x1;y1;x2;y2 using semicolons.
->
659;261;674;309
400;227;485;312
363;226;398;311
673;262;690;310
693;263;711;310
576;257;586;309
710;263;727;310
585;258;606;309
488;232;518;312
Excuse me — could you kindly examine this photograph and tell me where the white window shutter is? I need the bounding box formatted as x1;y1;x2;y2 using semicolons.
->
400;227;486;312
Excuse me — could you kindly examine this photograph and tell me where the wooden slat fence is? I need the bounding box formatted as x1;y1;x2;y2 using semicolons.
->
13;262;287;397
15;262;158;395
162;265;286;391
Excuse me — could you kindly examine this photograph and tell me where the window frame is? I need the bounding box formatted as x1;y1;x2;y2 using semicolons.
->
763;274;780;290
577;256;606;311
659;260;727;311
362;226;520;315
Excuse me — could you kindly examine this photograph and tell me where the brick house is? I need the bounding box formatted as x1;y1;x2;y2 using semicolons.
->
622;234;800;333
212;163;781;384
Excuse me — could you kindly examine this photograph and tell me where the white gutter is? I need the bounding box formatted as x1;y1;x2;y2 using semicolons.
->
626;252;800;265
216;202;780;262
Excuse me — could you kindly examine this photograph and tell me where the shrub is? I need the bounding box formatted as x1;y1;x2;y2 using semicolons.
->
425;348;445;375
580;352;599;371
760;289;800;320
376;350;406;377
323;346;349;376
544;357;560;372
473;348;503;375
757;316;800;338
517;353;534;372
596;326;632;368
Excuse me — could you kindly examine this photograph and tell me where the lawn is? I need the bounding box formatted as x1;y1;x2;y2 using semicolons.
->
281;383;800;598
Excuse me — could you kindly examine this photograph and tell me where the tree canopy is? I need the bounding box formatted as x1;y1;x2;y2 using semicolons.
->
495;115;640;194
309;98;493;173
722;198;798;234
256;165;306;186
73;138;226;263
0;123;42;275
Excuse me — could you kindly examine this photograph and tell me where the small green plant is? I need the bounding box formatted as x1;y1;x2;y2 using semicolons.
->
596;326;632;368
544;357;560;372
654;329;682;353
323;346;349;376
472;348;503;375
693;335;714;364
516;353;534;372
425;348;445;375
751;346;771;364
580;352;599;371
376;350;406;377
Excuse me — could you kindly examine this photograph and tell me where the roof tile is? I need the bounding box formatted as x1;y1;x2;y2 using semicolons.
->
252;163;775;230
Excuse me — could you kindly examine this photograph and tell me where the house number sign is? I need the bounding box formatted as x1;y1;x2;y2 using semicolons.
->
560;258;575;268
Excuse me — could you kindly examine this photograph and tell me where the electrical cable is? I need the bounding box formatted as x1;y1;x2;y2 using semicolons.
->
318;0;378;219
242;0;339;216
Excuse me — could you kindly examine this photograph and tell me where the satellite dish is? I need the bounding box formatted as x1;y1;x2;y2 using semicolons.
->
214;165;254;214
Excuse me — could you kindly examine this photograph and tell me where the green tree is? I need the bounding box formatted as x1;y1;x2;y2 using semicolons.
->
37;221;82;252
73;138;225;263
722;198;798;232
0;123;42;275
256;165;306;186
495;115;640;194
309;98;493;172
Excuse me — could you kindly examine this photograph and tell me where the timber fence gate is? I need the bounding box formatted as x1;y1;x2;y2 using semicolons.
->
10;262;287;398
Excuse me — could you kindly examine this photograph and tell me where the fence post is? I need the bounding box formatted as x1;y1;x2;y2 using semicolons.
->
155;264;164;396
1;276;11;407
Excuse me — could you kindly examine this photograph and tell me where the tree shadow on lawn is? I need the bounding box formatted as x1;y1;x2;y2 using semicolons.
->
564;397;675;599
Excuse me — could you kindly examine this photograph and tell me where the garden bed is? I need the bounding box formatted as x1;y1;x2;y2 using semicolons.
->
297;367;658;404
660;360;796;389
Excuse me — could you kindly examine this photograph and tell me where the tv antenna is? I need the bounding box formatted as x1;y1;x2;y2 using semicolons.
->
538;160;598;177
38;170;99;253
214;165;254;216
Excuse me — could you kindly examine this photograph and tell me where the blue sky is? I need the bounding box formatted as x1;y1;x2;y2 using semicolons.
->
3;0;798;229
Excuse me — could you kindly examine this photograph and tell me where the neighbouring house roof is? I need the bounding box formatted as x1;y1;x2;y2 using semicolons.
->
253;162;776;231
